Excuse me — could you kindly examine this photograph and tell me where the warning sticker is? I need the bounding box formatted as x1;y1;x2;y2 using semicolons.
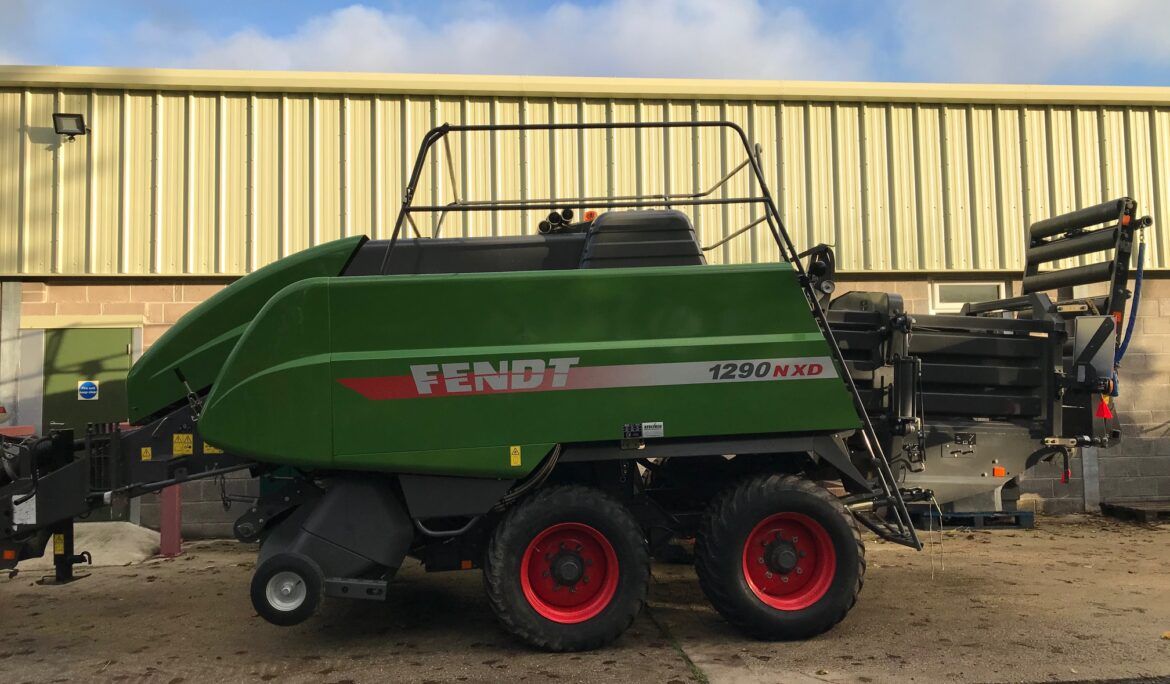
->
203;442;224;455
12;494;36;526
140;446;152;461
53;534;64;555
173;433;193;456
509;445;522;467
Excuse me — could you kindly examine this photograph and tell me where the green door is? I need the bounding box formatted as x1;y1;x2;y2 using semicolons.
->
42;328;133;432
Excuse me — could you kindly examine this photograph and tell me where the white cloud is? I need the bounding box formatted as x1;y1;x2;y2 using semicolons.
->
137;1;875;80
892;0;1170;83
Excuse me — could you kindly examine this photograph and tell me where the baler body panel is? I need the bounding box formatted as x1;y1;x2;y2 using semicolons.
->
199;262;860;477
126;236;366;423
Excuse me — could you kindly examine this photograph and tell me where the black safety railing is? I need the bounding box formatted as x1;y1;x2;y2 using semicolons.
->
383;120;922;549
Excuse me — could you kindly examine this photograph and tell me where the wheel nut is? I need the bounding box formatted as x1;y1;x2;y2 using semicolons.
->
765;571;773;579
792;537;798;543
758;557;765;564
781;576;789;583
796;567;803;575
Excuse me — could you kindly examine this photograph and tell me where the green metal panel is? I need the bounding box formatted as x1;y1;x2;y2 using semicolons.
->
199;262;860;477
42;328;133;431
126;235;365;423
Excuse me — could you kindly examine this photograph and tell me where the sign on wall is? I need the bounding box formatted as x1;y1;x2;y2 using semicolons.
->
77;380;99;401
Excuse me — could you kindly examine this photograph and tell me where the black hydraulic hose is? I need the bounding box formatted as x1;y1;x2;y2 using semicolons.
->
493;444;562;511
1116;240;1145;366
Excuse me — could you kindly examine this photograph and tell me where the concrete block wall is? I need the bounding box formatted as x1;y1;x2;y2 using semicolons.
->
138;472;257;539
1105;277;1170;500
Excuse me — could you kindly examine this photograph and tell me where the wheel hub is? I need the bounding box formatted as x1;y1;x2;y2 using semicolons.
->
551;551;585;585
766;540;799;574
265;570;307;612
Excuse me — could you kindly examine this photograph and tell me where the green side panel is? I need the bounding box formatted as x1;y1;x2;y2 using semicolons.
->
125;236;366;423
198;279;334;467
200;263;860;478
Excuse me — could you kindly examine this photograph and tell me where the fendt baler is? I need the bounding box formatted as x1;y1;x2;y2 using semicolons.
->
0;121;1151;651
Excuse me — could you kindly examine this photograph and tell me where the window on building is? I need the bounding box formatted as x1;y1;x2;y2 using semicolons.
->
930;281;1007;314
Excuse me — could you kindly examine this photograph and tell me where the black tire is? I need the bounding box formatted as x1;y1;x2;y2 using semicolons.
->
483;485;649;651
250;552;324;626
695;473;865;640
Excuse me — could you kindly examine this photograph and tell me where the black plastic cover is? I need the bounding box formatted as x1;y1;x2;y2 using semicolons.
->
579;210;705;269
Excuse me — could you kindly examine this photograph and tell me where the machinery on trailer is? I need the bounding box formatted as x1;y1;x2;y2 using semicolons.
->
0;121;1151;651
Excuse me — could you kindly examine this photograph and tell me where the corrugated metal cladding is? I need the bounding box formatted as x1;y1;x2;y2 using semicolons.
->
0;68;1168;276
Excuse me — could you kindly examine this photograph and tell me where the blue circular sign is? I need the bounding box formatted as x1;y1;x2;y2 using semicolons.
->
78;381;99;400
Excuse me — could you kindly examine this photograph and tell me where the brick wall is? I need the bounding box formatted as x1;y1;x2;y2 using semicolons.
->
21;281;227;346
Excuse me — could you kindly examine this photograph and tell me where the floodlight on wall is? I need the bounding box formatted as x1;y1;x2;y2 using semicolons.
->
52;113;88;142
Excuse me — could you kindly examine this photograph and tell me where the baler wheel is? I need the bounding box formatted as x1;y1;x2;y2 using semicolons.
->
483;485;649;651
695;473;864;640
250;552;324;627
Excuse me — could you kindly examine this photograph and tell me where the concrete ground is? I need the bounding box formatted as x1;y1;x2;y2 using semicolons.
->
1;515;1168;684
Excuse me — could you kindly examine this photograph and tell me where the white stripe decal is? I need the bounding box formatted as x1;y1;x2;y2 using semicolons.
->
339;356;838;400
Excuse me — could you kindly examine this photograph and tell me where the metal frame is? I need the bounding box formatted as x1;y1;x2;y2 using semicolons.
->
383;120;921;548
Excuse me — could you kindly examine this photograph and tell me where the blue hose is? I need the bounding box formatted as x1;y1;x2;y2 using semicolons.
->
1112;240;1145;395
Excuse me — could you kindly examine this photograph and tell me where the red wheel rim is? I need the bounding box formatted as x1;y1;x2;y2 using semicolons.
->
741;512;835;611
520;522;619;624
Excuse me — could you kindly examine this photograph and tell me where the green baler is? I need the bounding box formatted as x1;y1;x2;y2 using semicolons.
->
1;121;1150;652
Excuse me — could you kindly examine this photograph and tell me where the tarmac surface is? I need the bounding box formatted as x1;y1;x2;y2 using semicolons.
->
1;514;1168;683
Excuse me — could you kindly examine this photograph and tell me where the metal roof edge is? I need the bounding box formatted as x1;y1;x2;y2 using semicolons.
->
1;65;1169;106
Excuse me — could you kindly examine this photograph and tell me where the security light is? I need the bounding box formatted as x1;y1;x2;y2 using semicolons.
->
52;113;88;142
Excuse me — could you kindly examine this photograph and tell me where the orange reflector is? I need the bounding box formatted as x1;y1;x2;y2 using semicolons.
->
992;466;1006;478
1;549;15;561
460;559;473;570
1095;396;1114;419
583;210;598;222
1122;214;1132;225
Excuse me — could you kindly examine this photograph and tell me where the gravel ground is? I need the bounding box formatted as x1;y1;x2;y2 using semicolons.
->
1;514;1168;683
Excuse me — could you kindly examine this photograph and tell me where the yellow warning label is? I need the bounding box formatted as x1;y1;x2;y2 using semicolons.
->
53;534;64;555
203;442;224;455
140;446;152;461
509;445;522;467
173;433;193;456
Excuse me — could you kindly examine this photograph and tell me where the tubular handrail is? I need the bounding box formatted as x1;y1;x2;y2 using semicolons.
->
380;119;921;549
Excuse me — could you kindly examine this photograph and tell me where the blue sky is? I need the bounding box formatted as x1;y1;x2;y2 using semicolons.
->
2;0;1169;85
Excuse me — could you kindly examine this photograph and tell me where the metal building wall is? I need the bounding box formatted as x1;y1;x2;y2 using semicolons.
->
0;68;1167;276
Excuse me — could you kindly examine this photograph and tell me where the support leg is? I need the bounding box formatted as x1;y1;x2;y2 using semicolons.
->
160;485;182;557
